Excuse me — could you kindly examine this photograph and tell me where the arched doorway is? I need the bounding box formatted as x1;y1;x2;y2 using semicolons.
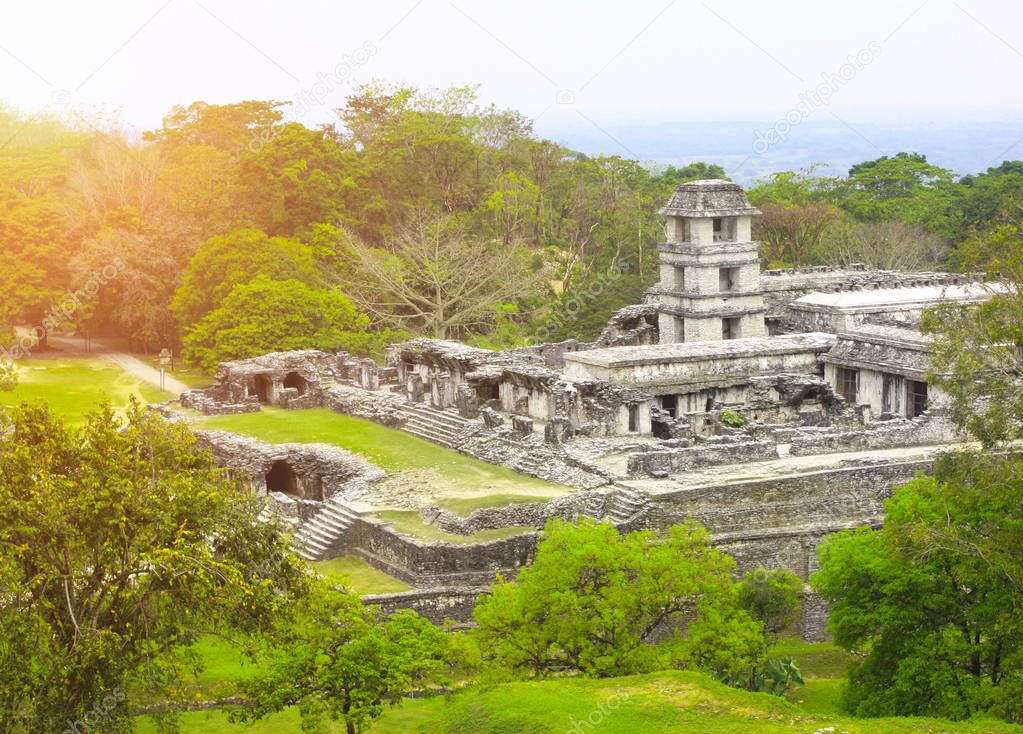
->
250;374;272;403
265;460;301;497
283;371;307;395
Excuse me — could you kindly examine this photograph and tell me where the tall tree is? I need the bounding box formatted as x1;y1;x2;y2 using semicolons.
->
813;453;1023;722
0;401;307;731
171;227;322;329
474;518;765;678
347;212;542;339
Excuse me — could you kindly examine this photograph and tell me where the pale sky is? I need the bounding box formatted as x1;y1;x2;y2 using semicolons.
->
3;0;1023;140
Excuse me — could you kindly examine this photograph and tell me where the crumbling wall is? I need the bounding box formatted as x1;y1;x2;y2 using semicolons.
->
362;587;486;627
627;439;778;477
421;491;612;535
345;517;538;587
196;430;385;504
788;412;958;456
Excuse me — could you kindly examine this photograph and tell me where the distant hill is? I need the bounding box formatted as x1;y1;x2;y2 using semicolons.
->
541;119;1023;183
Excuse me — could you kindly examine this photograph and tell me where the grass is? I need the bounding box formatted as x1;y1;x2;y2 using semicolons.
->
140;355;213;388
310;555;411;594
371;510;535;544
768;637;856;679
136;707;345;734
364;670;1023;734
189;407;568;501
434;493;557;517
2;358;173;426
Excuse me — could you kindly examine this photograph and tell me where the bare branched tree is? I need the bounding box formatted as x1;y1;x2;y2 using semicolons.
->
821;219;949;271
347;212;542;339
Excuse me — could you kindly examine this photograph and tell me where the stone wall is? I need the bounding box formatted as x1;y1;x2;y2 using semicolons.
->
196;430;386;504
362;587;486;627
345;517;539;587
627;439;778;477
421;491;612;534
788;413;957;456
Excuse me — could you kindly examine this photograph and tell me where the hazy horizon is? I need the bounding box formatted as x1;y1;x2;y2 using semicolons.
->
5;0;1023;178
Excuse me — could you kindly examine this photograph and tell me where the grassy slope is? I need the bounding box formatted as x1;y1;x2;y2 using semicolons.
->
310;555;411;594
190;407;566;501
366;671;1021;734
136;640;1021;734
2;359;173;425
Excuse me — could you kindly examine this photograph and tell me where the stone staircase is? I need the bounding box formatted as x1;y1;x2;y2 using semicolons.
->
607;484;651;526
291;500;362;561
395;403;474;448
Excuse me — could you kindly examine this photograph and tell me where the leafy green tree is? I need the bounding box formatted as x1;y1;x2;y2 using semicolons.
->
233;122;351;237
653;162;728;189
737;568;804;636
839;152;960;238
813;452;1023;722
0;401;308;731
182;276;399;370
923;224;1023;446
234;581;453;734
474;517;764;678
171;227;322;329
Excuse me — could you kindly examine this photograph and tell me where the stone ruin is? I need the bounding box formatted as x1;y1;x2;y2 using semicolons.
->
172;179;999;639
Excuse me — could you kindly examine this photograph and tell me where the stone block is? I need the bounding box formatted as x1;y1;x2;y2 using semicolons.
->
481;406;505;429
511;415;533;437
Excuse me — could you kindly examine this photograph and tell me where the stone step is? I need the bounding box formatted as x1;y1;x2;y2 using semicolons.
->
403;420;461;440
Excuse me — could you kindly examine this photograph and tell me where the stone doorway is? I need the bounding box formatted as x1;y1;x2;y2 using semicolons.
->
265;460;301;497
283;371;307;395
250;374;272;403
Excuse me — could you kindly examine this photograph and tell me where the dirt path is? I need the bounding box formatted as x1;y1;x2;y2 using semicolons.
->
49;337;190;396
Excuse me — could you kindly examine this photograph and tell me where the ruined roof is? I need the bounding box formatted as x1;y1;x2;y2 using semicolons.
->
822;326;933;377
658;179;761;218
564;333;836;369
793;282;1005;311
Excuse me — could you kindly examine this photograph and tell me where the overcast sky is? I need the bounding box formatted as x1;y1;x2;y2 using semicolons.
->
3;0;1022;140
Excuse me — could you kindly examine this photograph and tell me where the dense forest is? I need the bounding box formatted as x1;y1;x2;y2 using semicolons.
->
2;84;1022;368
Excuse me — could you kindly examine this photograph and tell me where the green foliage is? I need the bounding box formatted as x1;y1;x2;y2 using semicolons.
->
738;568;804;635
0;359;17;391
171;227;322;329
812;452;1023;722
0;400;308;732
232;580;453;734
719;410;748;428
182;276;402;370
474;517;765;679
923;224;1023;446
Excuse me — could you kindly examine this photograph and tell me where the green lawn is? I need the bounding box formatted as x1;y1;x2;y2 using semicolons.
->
2;358;173;425
371;510;535;544
190;407;568;503
310;555;411;594
365;670;1022;734
140;355;213;388
769;637;855;679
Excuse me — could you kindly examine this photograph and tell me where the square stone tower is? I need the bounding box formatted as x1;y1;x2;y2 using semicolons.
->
652;179;767;343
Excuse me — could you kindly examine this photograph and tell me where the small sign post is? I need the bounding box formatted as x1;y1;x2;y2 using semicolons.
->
158;349;172;391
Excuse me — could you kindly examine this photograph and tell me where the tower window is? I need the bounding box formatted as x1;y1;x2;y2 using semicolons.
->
722;317;740;340
627;404;640;432
719;267;739;292
712;218;722;241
